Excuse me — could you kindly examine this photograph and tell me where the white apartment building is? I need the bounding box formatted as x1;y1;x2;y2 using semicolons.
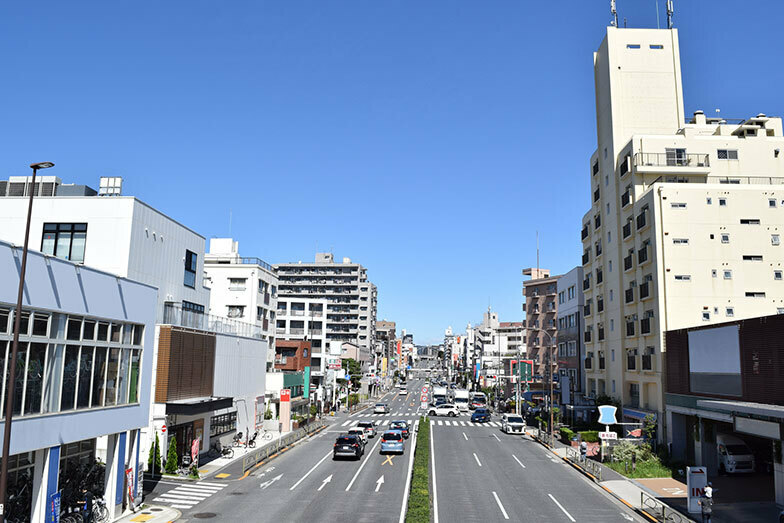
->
204;237;278;348
0;177;269;477
0;238;156;522
275;253;377;354
580;26;784;435
275;296;329;378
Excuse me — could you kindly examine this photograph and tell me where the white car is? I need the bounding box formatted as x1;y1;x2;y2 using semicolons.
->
501;414;526;434
347;427;368;444
428;404;460;417
374;403;389;414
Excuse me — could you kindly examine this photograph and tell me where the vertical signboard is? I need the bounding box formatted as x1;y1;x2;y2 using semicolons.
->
686;466;707;513
304;366;311;399
381;357;388;376
48;491;61;523
280;389;291;433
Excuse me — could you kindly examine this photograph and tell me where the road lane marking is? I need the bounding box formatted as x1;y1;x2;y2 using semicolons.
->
431;416;439;523
317;474;333;491
492;491;510;520
512;455;526;468
290;451;331;490
492;434;501;442
345;436;383;491
462;432;468;441
375;475;385;492
437;420;443;426
260;473;283;489
341;421;352;427
548;494;576;522
382;455;394;466
473;453;482;467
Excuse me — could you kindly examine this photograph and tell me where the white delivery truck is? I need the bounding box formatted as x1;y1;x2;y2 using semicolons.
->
433;386;447;405
717;433;756;474
454;389;470;412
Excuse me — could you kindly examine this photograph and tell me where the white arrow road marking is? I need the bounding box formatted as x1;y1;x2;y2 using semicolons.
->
258;466;276;477
259;474;283;490
345;436;383;491
375;475;385;492
317;474;333;492
290;451;332;491
621;513;634;521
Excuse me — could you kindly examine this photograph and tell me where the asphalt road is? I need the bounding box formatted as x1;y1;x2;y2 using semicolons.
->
431;411;645;523
147;379;427;522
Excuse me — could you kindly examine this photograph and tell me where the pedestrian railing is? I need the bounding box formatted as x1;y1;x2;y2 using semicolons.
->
241;421;326;473
565;446;603;481
640;490;687;522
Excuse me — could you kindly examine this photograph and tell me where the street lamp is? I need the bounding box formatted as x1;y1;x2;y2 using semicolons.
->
0;162;54;521
539;329;556;442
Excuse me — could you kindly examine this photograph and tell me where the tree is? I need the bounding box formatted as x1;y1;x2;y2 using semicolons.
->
165;436;178;474
437;350;444;360
147;432;162;474
341;358;362;391
642;414;657;441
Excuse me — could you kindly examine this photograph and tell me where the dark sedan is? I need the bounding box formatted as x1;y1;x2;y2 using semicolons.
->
471;408;491;423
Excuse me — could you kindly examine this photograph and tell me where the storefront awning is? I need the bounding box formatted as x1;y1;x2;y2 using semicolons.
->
697;399;784;421
165;396;233;416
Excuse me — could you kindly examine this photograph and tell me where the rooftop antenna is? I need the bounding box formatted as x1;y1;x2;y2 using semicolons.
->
536;230;540;277
610;0;619;27
666;0;674;29
229;209;232;236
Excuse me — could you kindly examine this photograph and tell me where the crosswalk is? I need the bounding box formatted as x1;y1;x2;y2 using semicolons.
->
338;418;506;429
154;481;226;510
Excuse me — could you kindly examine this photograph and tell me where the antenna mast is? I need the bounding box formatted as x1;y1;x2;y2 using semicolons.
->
666;0;674;29
610;0;619;27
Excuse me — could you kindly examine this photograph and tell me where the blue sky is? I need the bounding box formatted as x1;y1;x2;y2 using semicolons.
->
1;2;782;344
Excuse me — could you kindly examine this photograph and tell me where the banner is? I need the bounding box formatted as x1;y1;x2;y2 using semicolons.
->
381;357;388;376
126;468;135;504
48;490;61;523
303;366;311;399
396;340;402;356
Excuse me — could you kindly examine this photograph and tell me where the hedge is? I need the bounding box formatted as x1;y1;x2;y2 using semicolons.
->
406;416;431;523
559;427;575;442
579;430;599;443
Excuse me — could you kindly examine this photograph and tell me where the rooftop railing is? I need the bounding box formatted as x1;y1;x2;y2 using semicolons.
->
634;152;709;168
162;303;263;339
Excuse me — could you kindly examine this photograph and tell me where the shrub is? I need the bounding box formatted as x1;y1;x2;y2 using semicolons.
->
613;441;653;462
164;436;178;474
559;427;575;442
147;432;162;474
406;417;430;523
264;408;273;420
579;431;599;443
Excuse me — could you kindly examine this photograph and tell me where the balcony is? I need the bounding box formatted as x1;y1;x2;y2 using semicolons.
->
310;311;323;317
598;357;606;370
310;329;323;336
598;328;605;341
642;354;654;371
582;252;590;265
162;303;264;339
275;328;286;335
624;254;633;272
627;355;637;371
584;331;592;343
584;357;593;370
583;278;590;291
594;187;600;203
581;226;589;240
622;222;632;240
625;288;634;304
641;317;652;335
640;281;650;300
597;299;604;313
583;304;591;317
638;246;649;265
633;152;711;174
621;190;631;208
619;155;630;177
626;322;635;337
290;310;306;316
594;214;601;228
636;211;648;231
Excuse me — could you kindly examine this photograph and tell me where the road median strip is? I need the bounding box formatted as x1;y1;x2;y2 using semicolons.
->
404;416;431;523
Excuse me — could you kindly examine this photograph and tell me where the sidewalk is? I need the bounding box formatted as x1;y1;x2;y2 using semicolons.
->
116;506;180;523
196;433;283;479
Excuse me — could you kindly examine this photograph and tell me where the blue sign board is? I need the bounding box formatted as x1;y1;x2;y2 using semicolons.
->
598;405;618;425
49;490;61;523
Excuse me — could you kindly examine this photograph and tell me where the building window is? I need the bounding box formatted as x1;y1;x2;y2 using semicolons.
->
671;203;687;209
726;307;734;317
770;199;777;208
776;271;783;281
721;233;730;243
674;275;691;281
742;255;763;261
184;250;197;288
773;235;781;246
41;223;87;263
778;308;784;315
702;311;710;321
719;198;727;206
706;197;712;205
740;219;761;225
723;270;732;280
229;278;247;290
745;292;766;298
673;238;689;244
210;412;237;437
227;305;245;318
717;149;738;160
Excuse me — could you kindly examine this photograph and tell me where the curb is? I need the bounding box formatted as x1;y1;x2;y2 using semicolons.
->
530;433;659;523
233;424;328;481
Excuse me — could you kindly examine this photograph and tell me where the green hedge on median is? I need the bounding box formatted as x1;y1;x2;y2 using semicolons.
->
406;416;431;523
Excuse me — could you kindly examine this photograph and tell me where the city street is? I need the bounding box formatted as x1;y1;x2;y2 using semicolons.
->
144;382;425;522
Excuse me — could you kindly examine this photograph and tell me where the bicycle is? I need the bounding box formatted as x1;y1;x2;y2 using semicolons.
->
91;498;110;523
211;440;234;459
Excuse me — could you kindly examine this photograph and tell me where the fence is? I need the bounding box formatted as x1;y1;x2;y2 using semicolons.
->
241;421;326;473
565;447;603;481
640;490;688;522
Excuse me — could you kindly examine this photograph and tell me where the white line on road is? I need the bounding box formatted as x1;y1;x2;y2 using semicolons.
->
473;453;482;467
492;491;510;520
345;436;382;491
431;418;439;523
341;420;352;427
290;451;332;491
492;433;501;442
317;474;333;492
375;475;385;492
462;432;468;441
512;455;526;468
548;493;576;522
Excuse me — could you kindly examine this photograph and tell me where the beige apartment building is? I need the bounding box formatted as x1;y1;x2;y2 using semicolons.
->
523;268;559;383
580;26;784;435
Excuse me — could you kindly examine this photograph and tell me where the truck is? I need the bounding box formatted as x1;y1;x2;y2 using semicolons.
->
454;389;470;412
433;386;447;405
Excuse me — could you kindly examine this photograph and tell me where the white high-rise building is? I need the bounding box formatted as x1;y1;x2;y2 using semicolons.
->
581;26;784;436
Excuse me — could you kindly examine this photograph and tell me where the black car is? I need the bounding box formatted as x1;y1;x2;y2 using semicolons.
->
389;420;410;439
333;435;364;460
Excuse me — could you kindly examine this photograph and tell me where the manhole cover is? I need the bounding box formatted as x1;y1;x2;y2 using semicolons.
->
229;492;245;495
150;508;163;512
193;513;217;519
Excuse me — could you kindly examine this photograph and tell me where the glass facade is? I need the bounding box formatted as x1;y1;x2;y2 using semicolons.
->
0;306;144;419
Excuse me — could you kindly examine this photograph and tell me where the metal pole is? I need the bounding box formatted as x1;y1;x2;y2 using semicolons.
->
0;168;37;521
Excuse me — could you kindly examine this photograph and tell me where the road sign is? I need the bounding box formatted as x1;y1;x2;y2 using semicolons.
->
280;389;291;402
421;386;429;394
511;359;534;383
161;424;166;434
686;467;707;513
599;431;618;440
420;395;427;403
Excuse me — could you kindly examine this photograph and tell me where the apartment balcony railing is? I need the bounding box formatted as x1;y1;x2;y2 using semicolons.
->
642;354;654;371
638;246;649;265
624;254;633;272
583;304;591;317
290;310;306;316
634;152;710;168
584;331;592;343
596;271;603;285
310;311;323;317
594;214;601;228
162;303;263;339
641;317;652;335
597;300;604;313
598;328;605;341
626;322;635;337
239;257;274;272
310;329;323;336
582;252;590;265
621;190;631;208
625;288;634;304
619;155;630;177
584;357;593;370
627;355;637;371
598;357;606;370
581;226;589;240
640;281;651;300
275;328;286;334
636;211;648;230
289;328;305;335
583;278;590;291
622;222;632;239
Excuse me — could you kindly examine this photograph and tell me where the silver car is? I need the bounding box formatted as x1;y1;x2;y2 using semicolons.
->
502;414;526;434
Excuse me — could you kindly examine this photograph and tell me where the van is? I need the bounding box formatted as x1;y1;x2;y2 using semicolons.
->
717;433;755;474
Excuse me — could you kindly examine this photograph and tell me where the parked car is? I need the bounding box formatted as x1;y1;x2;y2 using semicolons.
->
428;404;460;417
717;433;755;474
347;427;368;444
374;403;390;414
357;421;377;438
380;430;405;454
333;435;364;460
471;408;491;423
389;420;410;438
501;414;526;434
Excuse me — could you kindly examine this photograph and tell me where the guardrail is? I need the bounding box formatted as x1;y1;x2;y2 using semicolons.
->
565;447;603;481
640;490;688;522
241;421;327;473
